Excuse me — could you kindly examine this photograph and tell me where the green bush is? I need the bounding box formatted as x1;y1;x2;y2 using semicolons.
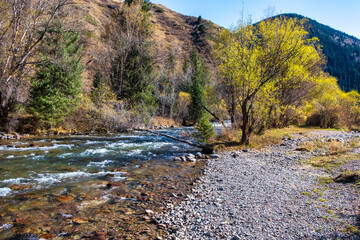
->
154;6;164;13
195;117;214;143
198;24;206;34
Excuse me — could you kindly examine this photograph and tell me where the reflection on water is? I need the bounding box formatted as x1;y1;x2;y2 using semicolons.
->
0;128;203;239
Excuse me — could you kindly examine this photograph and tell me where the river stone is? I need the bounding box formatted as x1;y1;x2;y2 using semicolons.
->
336;137;345;144
210;154;220;159
186;156;196;162
231;236;241;240
145;209;154;215
243;148;250;152
173;157;182;162
195;152;203;159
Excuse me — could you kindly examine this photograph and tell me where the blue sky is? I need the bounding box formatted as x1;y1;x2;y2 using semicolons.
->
151;0;360;39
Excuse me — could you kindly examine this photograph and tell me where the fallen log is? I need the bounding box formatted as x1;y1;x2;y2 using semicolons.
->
134;128;203;148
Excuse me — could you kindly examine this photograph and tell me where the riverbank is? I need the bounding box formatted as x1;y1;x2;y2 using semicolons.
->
158;130;360;239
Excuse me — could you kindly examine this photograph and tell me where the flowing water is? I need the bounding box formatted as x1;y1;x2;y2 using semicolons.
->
0;128;204;239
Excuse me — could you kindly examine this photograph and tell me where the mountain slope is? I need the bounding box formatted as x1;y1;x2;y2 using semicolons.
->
275;14;360;92
67;0;219;91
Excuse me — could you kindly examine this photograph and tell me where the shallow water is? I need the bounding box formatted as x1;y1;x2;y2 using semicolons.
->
0;128;203;239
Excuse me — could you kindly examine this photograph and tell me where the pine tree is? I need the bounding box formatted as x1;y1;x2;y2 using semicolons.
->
110;0;157;119
28;30;83;128
188;49;209;124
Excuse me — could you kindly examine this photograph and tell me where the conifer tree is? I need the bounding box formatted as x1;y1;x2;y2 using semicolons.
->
188;49;210;124
29;30;83;128
110;0;156;113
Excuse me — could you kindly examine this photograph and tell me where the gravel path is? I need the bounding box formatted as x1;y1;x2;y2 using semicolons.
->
158;132;360;239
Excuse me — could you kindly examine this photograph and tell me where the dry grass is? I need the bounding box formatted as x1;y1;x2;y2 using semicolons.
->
249;126;325;150
210;126;328;151
152;116;177;127
308;153;358;168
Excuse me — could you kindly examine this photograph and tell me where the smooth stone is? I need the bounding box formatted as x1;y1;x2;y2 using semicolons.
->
210;154;220;159
145;209;154;215
173;157;182;162
195;152;203;158
243;148;250;152
186;157;196;162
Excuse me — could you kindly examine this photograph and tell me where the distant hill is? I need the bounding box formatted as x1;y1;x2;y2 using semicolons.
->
273;14;360;92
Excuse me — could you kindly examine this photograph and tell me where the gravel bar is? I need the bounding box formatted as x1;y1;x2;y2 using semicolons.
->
158;132;360;239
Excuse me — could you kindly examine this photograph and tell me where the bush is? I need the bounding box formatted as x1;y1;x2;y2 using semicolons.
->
306;109;340;128
194;117;214;143
198;24;206;34
154;6;164;13
306;108;340;128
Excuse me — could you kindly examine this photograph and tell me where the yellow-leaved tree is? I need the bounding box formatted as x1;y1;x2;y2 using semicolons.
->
305;74;360;128
215;17;323;144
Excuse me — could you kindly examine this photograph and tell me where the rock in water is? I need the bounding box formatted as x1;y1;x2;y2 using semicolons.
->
195;152;203;159
145;209;154;215
231;236;241;240
186;156;197;162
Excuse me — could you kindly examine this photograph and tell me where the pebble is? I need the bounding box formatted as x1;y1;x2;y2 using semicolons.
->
158;131;359;240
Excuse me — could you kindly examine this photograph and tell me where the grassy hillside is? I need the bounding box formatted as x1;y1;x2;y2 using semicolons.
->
67;0;220;91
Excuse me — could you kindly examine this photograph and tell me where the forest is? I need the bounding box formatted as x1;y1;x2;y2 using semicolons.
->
1;0;360;145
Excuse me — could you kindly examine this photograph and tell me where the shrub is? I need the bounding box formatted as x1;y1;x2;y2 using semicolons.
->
198;24;206;34
154;6;164;13
194;117;214;143
306;108;340;128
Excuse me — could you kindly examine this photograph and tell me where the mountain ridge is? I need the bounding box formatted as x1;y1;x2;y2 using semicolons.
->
272;13;360;92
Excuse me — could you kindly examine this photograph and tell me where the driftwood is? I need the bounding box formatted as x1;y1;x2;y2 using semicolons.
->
134;128;204;148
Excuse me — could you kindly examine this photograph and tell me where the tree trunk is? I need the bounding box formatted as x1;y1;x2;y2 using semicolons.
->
240;103;249;145
230;91;236;125
0;105;10;132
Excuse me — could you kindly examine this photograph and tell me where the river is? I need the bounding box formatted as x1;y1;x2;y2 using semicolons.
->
0;127;205;239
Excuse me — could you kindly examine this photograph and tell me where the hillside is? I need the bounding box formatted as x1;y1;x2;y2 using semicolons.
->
275;14;360;92
67;0;220;91
74;3;359;93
